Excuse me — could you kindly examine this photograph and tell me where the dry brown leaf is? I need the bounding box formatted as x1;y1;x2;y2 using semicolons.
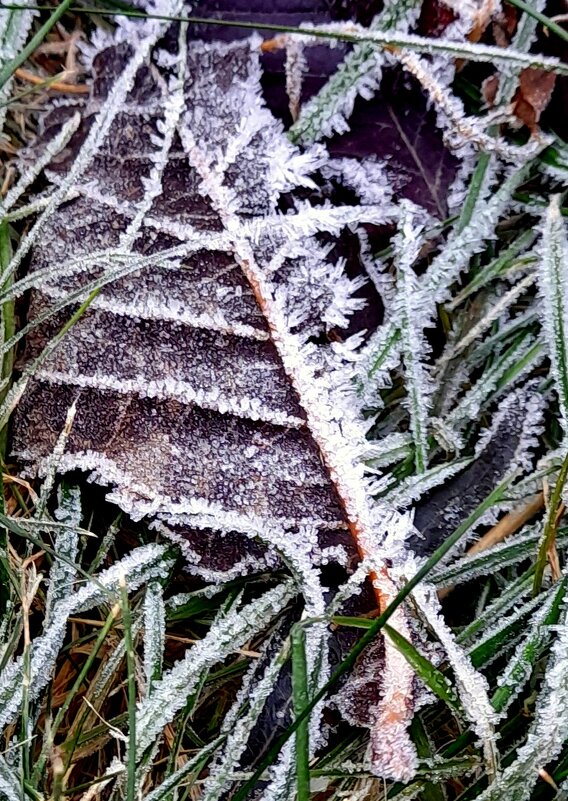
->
513;68;557;132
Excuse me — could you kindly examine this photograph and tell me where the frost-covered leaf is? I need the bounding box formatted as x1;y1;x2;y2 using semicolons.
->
10;22;425;782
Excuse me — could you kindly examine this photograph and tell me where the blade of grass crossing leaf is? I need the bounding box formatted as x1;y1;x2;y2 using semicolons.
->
0;287;100;431
119;573;137;801
383;623;462;715
291;623;310;801
231;473;517;801
432;528;560;589
6;6;568;73
88;514;120;574
533;449;568;595
0;514;112;596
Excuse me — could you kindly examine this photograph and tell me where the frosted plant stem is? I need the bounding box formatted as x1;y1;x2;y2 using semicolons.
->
0;0;73;89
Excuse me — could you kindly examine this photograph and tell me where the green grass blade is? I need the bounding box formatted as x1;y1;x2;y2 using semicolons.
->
447;229;538;310
533;450;568;595
492;575;567;714
506;0;568;45
291;623;310;801
119;572;137;801
383;623;462;715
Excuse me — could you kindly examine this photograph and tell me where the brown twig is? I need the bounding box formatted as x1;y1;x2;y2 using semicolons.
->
438;492;544;600
466;492;544;556
14;67;88;95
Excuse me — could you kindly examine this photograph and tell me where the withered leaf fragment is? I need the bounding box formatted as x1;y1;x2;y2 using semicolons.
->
12;19;420;783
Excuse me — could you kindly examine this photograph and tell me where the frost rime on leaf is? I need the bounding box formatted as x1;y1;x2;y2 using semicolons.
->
12;25;421;782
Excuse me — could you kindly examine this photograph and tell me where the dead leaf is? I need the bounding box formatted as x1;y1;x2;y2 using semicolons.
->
328;70;459;218
513;68;557;132
194;0;458;218
418;0;457;38
492;5;518;48
14;31;421;783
